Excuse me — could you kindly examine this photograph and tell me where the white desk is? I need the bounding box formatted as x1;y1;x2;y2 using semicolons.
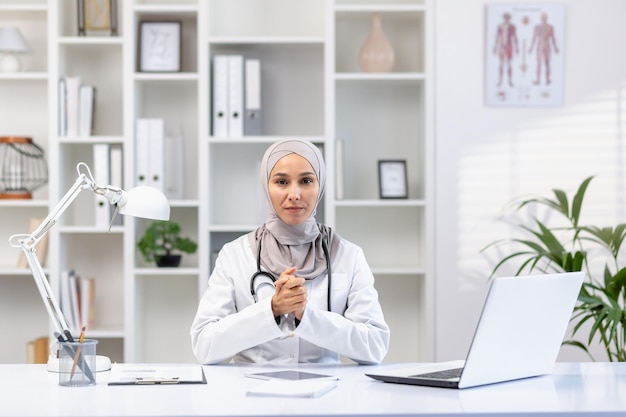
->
1;362;626;416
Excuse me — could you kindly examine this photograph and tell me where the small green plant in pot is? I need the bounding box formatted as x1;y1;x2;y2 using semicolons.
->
138;221;198;267
482;176;626;361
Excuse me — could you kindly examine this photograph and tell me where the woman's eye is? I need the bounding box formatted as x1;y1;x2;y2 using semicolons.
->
302;178;314;185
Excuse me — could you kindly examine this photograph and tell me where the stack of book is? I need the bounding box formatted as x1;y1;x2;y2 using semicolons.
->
60;269;95;334
58;76;95;138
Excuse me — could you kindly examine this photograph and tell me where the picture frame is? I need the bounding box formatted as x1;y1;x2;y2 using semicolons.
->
78;0;118;36
138;21;181;72
378;160;408;199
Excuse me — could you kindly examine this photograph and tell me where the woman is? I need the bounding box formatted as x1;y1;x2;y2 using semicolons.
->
190;139;389;364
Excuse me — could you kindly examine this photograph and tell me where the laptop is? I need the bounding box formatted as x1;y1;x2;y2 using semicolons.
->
366;271;584;389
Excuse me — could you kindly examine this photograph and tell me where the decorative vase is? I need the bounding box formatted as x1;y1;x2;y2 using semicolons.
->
359;14;395;73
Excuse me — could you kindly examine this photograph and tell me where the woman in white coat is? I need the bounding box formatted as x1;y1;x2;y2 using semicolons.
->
190;139;390;365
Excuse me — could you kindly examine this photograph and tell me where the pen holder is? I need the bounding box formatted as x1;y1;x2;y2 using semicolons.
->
58;339;98;387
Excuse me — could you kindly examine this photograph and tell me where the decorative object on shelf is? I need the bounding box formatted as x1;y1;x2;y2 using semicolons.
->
0;136;47;199
139;21;181;72
482;176;626;361
8;162;170;373
378;160;408;199
77;0;118;36
138;220;198;267
359;14;394;73
0;27;29;73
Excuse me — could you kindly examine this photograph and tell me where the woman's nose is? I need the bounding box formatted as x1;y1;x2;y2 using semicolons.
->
288;185;301;200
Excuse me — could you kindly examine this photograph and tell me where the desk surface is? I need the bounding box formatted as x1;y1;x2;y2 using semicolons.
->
2;362;626;417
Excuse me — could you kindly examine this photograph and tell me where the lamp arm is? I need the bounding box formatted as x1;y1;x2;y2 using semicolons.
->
11;174;93;250
20;243;70;336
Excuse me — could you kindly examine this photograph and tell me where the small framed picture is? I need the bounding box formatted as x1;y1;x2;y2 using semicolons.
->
378;160;408;199
139;21;181;72
78;0;118;36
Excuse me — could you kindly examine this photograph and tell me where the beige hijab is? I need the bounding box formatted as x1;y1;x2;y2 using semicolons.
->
249;139;339;280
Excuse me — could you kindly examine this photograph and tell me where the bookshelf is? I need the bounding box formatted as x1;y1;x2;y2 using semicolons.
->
0;0;433;364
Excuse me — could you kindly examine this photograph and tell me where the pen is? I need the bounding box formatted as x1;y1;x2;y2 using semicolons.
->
70;326;86;381
63;329;75;343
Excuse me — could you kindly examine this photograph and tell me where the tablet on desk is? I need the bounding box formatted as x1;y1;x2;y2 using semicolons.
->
245;370;338;381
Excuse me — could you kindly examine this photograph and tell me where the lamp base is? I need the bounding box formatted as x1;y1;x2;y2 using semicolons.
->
0;53;21;73
46;354;112;373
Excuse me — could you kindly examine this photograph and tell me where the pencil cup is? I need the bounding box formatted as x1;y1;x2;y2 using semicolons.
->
58;339;98;387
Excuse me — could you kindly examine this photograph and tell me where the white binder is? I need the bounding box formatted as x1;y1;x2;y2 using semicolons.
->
93;143;110;228
135;119;151;187
109;145;123;226
58;78;67;136
212;55;229;137
228;55;244;137
164;134;184;200
148;119;165;192
244;59;262;136
79;85;95;137
65;76;81;138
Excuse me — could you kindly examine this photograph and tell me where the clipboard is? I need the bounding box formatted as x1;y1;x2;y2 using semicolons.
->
108;364;207;385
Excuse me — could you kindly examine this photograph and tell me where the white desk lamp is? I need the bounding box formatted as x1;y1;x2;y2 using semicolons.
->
0;27;29;73
9;162;170;372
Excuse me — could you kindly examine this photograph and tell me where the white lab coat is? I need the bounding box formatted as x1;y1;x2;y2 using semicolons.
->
190;233;390;365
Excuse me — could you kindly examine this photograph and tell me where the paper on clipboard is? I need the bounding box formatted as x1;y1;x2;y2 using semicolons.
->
108;363;206;385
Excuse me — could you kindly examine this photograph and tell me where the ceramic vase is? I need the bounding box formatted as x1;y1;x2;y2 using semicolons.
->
359;14;395;73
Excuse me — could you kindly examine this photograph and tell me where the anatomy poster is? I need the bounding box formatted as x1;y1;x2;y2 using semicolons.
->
485;3;564;107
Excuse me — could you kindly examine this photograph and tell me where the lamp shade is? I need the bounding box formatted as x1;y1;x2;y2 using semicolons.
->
118;186;170;221
0;27;29;52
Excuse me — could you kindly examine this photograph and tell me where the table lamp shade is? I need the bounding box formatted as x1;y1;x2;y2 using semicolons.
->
118;185;170;220
0;27;28;52
0;137;48;199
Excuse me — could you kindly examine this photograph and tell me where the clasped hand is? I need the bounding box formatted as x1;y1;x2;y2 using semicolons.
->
271;266;307;321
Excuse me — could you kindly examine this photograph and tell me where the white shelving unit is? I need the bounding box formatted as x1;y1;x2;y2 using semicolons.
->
0;0;433;364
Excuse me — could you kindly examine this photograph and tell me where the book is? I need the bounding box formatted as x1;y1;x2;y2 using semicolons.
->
64;76;82;138
80;276;95;329
60;269;77;331
79;85;96;136
26;336;49;364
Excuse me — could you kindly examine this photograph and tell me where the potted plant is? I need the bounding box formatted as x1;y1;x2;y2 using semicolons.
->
137;221;198;267
482;176;626;361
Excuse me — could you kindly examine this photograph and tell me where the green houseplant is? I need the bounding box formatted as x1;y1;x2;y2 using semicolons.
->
138;221;198;267
483;176;626;361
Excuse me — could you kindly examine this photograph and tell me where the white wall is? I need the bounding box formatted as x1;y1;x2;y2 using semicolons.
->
434;0;626;362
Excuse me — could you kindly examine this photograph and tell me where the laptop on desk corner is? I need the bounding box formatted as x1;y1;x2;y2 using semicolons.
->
366;271;584;389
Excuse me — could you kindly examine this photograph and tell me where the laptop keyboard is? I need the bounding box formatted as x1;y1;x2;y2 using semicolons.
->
410;367;463;380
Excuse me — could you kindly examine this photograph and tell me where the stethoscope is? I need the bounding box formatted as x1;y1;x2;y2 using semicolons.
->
250;238;332;312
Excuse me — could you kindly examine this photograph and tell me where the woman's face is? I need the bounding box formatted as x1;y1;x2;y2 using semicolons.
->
268;153;320;226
